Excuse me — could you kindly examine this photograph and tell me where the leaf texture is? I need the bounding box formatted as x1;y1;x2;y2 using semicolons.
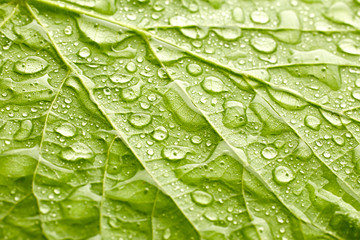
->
1;0;360;239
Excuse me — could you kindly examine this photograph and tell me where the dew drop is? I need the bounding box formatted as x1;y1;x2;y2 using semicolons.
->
201;76;227;93
273;166;294;184
151;126;168;141
162;146;187;160
232;7;244;23
129;113;152;128
186;63;203;76
126;62;137;73
250;37;277;53
250;11;270;24
191;190;213;206
304;115;321;131
55;123;77;137
14;56;48;75
78;47;91;58
262;147;278;160
64;25;73;35
61;143;94;161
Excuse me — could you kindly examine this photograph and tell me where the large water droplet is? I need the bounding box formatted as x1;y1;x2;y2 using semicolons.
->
222;101;247;128
152;126;168;141
320;110;342;129
163;228;171;240
250;11;270;24
55;123;77;137
78;47;91;58
61;143;94;161
191;190;213;206
294;141;312;161
169;16;208;39
162;146;187;160
213;28;241;41
129;113;152;128
325;2;360;28
232;7;244;23
271;10;301;44
352;89;360;100
201;76;227;93
14;120;33;140
338;39;360;55
250;37;277;53
186;63;202;76
273;166;294;184
126;62;137;72
304;115;321;131
14;56;48;75
64;25;73;35
267;88;307;110
333;135;345;146
262;147;278;160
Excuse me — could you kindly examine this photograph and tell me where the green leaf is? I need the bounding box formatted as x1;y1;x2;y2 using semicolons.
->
1;0;360;239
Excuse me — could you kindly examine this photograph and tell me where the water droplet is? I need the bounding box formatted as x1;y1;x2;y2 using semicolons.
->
110;73;133;84
163;228;171;240
201;76;227;93
162;146;187;160
191;190;213;206
294;141;312;161
273;166;294;184
40;204;51;214
129;113;152;128
61;143;94;161
352;90;360;100
320;110;342;129
325;2;360;28
271;10;301;44
304;115;321;131
78;47;91;58
126;62;137;72
267;88;307;110
323;152;331;158
250;11;270;24
169;16;208;39
14;120;33;140
232;7;244;23
333;135;345;146
338;39;360;55
64;25;73;35
250;37;277;53
55;123;77;137
204;211;218;221
262;147;278;160
14;56;48;75
152;126;168;141
222;101;247;128
191;135;202;144
164;89;207;130
213;28;241;41
186;63;203;76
